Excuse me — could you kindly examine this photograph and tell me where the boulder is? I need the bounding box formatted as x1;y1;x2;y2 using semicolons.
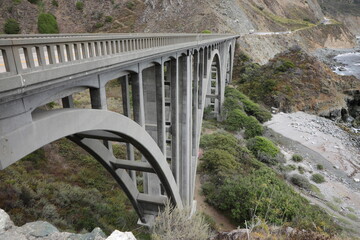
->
0;208;14;233
106;230;137;240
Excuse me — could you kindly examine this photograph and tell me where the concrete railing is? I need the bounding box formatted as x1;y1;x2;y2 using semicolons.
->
0;34;233;76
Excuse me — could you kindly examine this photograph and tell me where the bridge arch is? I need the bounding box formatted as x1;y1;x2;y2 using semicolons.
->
0;108;183;223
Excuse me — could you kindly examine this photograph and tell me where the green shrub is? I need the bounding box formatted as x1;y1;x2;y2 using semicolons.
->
290;174;311;190
244;116;264;139
247;136;281;165
126;1;135;10
317;164;324;170
28;0;39;4
51;0;58;7
13;0;22;4
223;97;243;114
201;30;212;34
94;22;104;29
201;149;239;174
292;154;303;162
298;166;305;174
105;16;113;23
4;19;20;34
200;132;238;156
276;60;295;72
311;173;325;184
38;13;59;34
225;87;272;123
224;109;248;131
151;202;212;240
75;1;84;10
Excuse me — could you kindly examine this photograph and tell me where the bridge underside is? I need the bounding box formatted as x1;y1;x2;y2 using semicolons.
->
0;34;238;225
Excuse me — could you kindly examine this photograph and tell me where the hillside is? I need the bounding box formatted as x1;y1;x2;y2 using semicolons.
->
1;0;359;66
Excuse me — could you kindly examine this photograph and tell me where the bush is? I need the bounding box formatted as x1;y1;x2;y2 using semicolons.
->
4;19;20;34
51;0;58;7
94;22;104;29
276;60;295;72
151;202;212;240
38;13;59;34
224;109;248;131
200;132;238;156
225;87;272;123
201;30;212;34
75;1;84;10
27;0;39;3
311;173;325;184
105;16;113;23
317;164;324;170
292;154;303;162
201;149;239;174
244;116;264;139
247;136;281;165
290;174;311;190
126;1;135;10
223;97;243;114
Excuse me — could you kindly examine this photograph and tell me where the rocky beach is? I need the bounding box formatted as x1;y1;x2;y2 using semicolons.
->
265;112;360;233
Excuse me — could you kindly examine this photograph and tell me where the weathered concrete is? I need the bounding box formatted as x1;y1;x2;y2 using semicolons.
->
0;33;238;225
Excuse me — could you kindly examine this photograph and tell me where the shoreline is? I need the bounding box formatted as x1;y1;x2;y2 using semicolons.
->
265;111;360;234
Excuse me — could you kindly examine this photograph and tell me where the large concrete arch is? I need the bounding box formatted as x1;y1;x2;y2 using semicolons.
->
0;108;183;222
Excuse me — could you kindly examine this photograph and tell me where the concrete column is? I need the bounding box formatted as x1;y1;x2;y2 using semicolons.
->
178;54;192;206
90;87;107;110
140;65;162;196
170;58;180;184
62;95;74;108
90;81;111;150
155;63;166;155
198;49;204;110
121;75;136;184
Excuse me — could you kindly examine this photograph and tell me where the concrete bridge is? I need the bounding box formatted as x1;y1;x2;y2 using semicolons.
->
0;33;238;225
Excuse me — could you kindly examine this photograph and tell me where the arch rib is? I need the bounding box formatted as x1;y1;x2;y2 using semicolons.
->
0;109;183;221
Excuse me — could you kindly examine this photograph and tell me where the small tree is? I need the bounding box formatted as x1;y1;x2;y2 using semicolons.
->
76;1;84;10
38;13;59;34
4;19;20;34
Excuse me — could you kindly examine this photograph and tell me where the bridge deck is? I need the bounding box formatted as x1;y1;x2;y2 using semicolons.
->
0;34;238;103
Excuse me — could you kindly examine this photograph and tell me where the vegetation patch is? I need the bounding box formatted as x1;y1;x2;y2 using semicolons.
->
151;202;212;240
311;173;326;184
292;154;303;162
290;174;311;190
246;136;282;165
225;87;272;123
4;19;20;34
38;13;59;34
75;1;84;10
0;139;148;237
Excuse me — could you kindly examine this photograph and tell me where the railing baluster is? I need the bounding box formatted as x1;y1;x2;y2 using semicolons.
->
81;43;88;59
36;46;46;66
47;45;56;64
65;44;74;62
57;44;66;63
73;43;80;60
24;47;35;68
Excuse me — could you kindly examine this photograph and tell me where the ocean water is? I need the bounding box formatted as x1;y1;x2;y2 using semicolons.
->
333;51;360;79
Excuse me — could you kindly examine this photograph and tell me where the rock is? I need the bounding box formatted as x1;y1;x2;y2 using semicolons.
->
0;230;27;240
106;230;137;240
17;221;59;238
286;226;295;235
0;209;14;233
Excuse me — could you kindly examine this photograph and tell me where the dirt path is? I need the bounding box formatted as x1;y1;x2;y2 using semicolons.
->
194;173;237;232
